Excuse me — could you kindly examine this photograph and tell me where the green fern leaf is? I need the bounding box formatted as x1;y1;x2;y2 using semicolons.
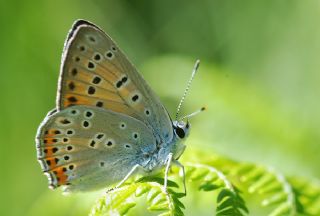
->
88;148;320;215
90;177;185;216
185;163;249;216
233;163;296;215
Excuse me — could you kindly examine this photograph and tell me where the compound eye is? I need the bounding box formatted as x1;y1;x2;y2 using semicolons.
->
175;127;185;139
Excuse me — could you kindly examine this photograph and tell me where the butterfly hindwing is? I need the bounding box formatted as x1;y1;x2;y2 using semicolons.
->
57;20;173;143
36;105;156;192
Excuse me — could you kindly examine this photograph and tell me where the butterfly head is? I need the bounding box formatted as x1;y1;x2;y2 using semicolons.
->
173;120;191;140
170;120;190;160
173;106;205;140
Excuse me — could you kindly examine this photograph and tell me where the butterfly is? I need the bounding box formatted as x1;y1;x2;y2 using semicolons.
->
36;19;202;194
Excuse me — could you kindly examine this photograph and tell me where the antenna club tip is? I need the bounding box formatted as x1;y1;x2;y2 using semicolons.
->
201;106;206;111
195;59;200;69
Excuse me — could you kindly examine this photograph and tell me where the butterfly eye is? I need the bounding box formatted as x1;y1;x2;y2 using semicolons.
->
175;127;185;139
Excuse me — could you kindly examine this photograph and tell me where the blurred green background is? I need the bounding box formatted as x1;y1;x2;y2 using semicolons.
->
1;0;320;215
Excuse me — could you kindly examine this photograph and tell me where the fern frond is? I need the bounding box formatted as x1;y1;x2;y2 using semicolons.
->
88;148;320;216
233;163;296;216
185;163;249;216
89;177;184;216
288;177;320;215
184;149;320;215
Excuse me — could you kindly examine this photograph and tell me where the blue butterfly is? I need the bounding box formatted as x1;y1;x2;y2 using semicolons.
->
36;20;202;194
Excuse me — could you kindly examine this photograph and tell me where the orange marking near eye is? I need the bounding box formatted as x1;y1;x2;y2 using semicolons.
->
51;167;68;185
43;138;57;145
45;157;59;169
43;146;59;158
44;134;55;138
63;93;92;107
63;92;126;109
44;129;60;138
44;147;53;157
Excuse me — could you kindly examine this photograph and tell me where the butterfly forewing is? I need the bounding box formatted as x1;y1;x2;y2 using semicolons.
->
36;105;156;192
57;20;173;143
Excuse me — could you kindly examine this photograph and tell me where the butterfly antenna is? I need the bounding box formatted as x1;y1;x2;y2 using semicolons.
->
175;59;200;120
180;107;206;120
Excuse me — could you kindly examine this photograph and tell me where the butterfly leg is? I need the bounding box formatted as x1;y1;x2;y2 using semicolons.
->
106;164;140;193
163;153;173;195
172;160;187;196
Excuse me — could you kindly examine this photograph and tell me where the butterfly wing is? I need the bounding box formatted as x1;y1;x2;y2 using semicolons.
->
57;20;173;143
36;105;157;192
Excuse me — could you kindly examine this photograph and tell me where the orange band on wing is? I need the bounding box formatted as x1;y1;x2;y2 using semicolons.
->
51;166;69;185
